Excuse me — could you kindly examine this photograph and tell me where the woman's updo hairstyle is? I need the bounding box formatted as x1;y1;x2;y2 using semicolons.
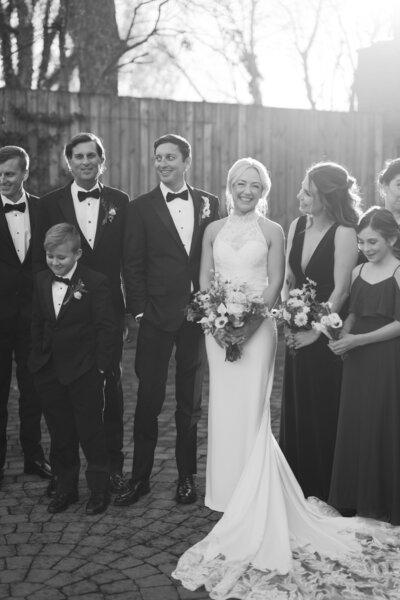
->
378;158;400;192
307;161;361;227
357;206;400;247
225;157;271;215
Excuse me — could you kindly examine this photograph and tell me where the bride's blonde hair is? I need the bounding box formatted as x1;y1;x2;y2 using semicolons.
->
225;157;271;215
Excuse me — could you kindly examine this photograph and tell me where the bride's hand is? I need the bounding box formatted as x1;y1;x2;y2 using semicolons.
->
213;329;229;348
213;327;245;348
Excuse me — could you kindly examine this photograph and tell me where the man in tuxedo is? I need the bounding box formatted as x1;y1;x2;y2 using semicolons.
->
33;133;129;493
115;133;219;507
29;223;116;514
0;146;52;484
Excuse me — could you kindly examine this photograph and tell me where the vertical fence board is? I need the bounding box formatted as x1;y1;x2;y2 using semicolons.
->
0;89;390;229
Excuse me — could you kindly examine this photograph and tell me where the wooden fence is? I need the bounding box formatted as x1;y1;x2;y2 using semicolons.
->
0;88;396;232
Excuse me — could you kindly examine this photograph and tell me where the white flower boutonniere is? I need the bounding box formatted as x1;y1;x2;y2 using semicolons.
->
101;197;118;225
199;195;211;224
63;279;87;306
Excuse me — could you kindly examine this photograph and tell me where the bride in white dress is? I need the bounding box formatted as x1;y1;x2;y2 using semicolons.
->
172;158;400;599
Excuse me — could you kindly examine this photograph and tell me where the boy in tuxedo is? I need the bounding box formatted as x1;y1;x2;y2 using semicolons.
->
0;145;51;484
29;223;117;514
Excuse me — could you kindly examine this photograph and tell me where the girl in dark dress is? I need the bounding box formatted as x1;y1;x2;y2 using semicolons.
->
280;162;360;501
329;207;400;524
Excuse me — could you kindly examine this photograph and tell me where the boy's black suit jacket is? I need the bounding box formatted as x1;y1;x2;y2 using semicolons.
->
123;184;219;332
0;192;38;323
29;263;117;385
33;182;129;316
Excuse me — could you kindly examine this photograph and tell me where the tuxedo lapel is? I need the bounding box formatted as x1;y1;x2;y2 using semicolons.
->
151;186;188;255
0;204;17;258
24;193;35;265
42;270;57;322
93;184;108;250
188;186;201;259
57;183;79;227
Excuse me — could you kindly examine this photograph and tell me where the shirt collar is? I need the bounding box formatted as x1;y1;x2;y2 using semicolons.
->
160;182;188;203
71;181;100;196
53;262;78;282
1;190;27;207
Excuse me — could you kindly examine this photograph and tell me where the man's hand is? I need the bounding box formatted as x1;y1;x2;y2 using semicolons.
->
124;314;137;344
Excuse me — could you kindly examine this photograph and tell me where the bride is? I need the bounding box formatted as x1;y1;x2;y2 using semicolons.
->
172;158;400;599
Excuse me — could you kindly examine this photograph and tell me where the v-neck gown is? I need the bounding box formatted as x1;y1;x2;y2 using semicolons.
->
280;215;343;501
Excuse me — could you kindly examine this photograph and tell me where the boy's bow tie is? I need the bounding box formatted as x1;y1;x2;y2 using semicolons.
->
4;202;26;213
53;275;71;285
166;190;188;202
77;188;100;202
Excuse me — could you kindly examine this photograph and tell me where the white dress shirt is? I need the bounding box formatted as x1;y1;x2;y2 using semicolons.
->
1;192;30;263
160;182;194;255
71;181;100;248
52;263;78;317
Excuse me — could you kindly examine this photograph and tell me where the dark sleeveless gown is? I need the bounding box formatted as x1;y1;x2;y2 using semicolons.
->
329;265;400;524
279;215;343;501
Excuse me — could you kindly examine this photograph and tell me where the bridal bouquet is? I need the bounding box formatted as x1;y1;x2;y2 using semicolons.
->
185;273;269;362
312;302;343;340
271;278;318;355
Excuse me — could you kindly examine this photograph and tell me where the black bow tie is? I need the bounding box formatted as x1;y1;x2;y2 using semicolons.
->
4;202;26;213
53;275;71;285
77;188;100;202
166;190;189;202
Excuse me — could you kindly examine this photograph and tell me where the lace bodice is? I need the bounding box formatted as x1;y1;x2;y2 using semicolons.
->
213;212;268;295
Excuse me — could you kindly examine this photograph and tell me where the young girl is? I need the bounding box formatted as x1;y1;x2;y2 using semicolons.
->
329;206;400;524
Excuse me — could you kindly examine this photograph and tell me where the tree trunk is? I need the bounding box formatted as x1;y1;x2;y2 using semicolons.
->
15;0;35;88
0;2;20;87
67;0;123;94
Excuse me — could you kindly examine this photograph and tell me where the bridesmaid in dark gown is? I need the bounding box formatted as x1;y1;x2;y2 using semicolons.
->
280;162;360;501
329;207;400;524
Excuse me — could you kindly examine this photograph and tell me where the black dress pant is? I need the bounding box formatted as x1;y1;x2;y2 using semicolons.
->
132;318;207;482
35;362;109;494
104;316;124;473
0;315;45;470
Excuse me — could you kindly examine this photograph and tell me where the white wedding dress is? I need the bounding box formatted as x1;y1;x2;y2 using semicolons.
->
172;212;400;600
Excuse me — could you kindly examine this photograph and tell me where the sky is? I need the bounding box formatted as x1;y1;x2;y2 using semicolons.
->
117;0;398;111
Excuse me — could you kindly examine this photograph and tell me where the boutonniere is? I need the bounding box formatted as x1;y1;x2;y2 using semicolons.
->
101;197;117;225
199;195;211;224
63;279;87;306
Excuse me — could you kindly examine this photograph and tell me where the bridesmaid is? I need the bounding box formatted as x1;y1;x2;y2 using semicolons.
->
329;207;400;524
378;158;400;225
279;162;360;501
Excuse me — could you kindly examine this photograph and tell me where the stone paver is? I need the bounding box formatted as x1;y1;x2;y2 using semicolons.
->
0;326;284;600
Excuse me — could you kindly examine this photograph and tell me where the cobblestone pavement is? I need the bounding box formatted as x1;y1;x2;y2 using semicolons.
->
0;326;285;600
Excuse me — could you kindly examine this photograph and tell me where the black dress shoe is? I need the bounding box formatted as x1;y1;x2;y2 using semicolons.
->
86;491;110;515
24;459;53;479
46;477;57;498
176;476;197;504
47;491;79;514
114;479;150;506
109;472;127;493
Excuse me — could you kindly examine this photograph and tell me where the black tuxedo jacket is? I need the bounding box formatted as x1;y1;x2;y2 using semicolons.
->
29;264;117;385
0;192;38;324
33;182;129;317
123;184;219;332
